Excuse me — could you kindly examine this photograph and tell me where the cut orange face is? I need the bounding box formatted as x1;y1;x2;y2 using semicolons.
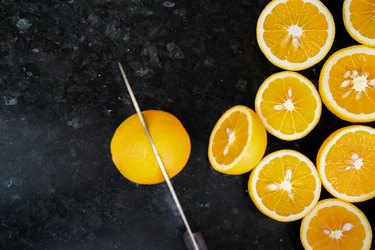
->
248;150;321;222
255;71;322;141
208;105;267;175
319;45;375;122
256;0;335;71
300;198;372;250
317;125;375;202
343;0;375;47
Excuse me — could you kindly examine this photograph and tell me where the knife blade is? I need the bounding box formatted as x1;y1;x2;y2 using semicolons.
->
118;62;206;250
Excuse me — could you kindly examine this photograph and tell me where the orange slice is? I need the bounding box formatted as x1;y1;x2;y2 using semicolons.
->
300;198;372;250
319;45;375;122
343;0;375;47
248;149;321;222
208;105;267;175
317;125;375;202
255;71;322;141
256;0;335;71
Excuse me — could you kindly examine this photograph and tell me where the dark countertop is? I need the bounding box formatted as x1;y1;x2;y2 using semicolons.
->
1;0;374;249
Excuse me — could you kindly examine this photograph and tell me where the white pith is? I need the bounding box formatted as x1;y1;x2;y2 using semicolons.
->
267;169;295;200
340;70;375;101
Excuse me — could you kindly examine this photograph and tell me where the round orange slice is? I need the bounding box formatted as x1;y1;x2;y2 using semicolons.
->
256;0;335;71
343;0;375;47
300;198;372;250
248;149;321;222
208;105;267;175
255;71;322;141
317;125;375;203
319;45;375;122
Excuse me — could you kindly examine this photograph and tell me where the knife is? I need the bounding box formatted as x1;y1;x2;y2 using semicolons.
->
118;62;207;250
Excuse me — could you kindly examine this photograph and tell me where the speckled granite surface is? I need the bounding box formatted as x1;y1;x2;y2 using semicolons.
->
0;0;374;249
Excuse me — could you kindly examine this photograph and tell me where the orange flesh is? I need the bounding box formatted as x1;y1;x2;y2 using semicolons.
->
328;53;375;114
256;155;317;216
324;130;375;196
350;0;375;39
306;205;366;249
263;0;328;63
260;77;318;135
212;111;248;165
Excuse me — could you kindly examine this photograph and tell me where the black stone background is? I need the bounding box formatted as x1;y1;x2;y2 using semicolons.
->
0;0;374;249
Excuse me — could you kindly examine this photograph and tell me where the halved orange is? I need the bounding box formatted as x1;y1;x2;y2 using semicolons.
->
256;0;335;71
301;198;372;250
319;45;375;122
343;0;375;47
317;125;375;202
248;149;321;222
208;105;267;175
255;71;322;141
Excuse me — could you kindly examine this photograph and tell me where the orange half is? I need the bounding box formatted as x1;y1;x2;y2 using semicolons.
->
301;198;372;250
317;125;375;202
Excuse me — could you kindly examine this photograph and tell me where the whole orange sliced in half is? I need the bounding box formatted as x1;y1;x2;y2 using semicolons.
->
110;110;191;185
300;198;372;250
248;150;321;222
343;0;375;47
319;45;375;122
208;105;267;175
255;71;322;141
256;0;335;71
317;125;375;202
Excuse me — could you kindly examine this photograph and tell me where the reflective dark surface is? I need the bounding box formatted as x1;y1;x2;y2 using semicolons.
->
1;0;374;249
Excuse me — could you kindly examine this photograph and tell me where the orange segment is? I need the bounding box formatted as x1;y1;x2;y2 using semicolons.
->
255;71;322;141
317;125;375;202
248;150;321;222
343;0;375;47
257;0;335;70
301;199;372;250
208;105;267;175
319;45;375;122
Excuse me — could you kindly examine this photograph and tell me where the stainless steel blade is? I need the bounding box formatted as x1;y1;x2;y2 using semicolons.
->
118;62;201;250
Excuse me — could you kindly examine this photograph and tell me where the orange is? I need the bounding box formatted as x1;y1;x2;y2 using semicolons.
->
319;45;375;122
110;110;191;185
317;125;375;202
300;198;372;250
256;0;335;71
208;105;267;175
248;150;321;222
255;71;322;141
343;0;375;47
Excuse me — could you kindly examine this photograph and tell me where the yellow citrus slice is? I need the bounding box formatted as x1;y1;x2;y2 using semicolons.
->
319;45;375;122
110;110;191;185
317;125;375;202
208;105;267;175
248;149;321;222
300;198;372;250
343;0;375;47
255;71;322;141
256;0;335;71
